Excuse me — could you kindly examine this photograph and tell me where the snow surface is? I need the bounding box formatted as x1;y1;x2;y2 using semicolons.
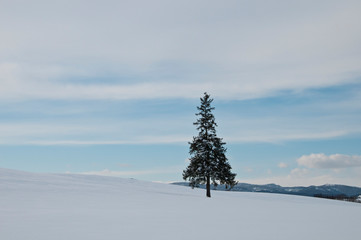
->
1;168;361;240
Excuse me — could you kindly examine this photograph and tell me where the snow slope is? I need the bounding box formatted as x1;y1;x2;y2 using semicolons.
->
1;168;360;240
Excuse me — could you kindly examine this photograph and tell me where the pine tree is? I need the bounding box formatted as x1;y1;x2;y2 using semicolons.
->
183;92;237;197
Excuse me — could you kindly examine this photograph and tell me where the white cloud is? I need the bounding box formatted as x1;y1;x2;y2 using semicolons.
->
290;168;309;177
297;153;361;169
0;0;361;101
240;167;361;187
239;154;361;187
278;162;288;168
1;0;360;146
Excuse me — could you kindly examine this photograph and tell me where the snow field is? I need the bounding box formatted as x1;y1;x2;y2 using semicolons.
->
1;168;360;240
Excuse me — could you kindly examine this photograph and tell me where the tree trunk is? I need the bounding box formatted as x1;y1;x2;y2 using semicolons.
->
206;176;211;198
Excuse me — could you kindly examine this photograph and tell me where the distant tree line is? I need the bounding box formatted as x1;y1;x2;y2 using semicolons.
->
314;194;361;203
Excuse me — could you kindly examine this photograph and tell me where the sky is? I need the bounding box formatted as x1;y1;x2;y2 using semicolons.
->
1;0;361;187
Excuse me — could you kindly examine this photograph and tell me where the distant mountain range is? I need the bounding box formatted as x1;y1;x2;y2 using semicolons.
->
172;182;361;198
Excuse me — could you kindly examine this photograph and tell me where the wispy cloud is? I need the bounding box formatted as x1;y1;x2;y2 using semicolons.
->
1;0;361;101
80;166;181;177
290;168;309;177
1;0;360;186
242;154;361;187
21;138;189;146
0;126;352;146
225;130;350;144
278;162;288;168
1;62;360;102
297;153;361;169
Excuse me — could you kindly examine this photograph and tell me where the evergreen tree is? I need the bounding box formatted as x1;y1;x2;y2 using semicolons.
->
183;92;237;197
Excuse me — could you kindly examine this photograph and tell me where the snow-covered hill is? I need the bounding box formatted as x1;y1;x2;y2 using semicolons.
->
1;168;360;240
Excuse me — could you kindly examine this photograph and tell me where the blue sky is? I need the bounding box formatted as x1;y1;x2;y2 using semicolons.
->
1;0;361;186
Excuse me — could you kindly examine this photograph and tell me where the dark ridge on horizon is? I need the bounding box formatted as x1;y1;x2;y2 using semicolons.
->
172;182;361;199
